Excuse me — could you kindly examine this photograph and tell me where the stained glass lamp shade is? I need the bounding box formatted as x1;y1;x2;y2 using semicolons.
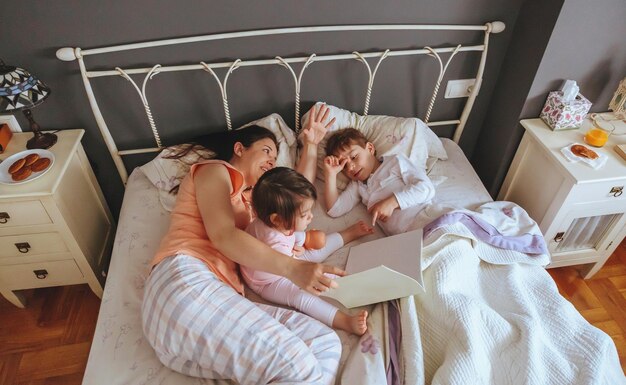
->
0;60;55;149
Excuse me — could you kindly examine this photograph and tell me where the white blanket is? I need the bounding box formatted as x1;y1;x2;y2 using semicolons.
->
338;203;625;385
414;224;625;385
85;162;624;384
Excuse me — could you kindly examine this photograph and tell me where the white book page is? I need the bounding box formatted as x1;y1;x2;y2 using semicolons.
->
322;229;423;308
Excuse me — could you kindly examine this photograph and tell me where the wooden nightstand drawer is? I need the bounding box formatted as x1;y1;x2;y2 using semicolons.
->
570;181;626;204
0;130;113;308
0;260;84;289
0;232;69;259
0;201;52;228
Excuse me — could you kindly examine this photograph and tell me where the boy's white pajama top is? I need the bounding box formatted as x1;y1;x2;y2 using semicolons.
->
328;153;435;235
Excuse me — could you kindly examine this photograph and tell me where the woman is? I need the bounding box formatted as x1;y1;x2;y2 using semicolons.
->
141;105;342;384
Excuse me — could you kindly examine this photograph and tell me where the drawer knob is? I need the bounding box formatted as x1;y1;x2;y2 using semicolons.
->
0;212;9;224
33;269;48;279
609;186;623;197
15;242;31;253
554;232;565;243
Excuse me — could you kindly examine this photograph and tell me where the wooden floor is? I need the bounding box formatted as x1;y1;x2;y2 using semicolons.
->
0;285;100;385
549;239;626;374
1;244;625;384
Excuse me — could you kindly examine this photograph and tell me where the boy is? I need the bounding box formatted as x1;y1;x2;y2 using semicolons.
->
323;128;435;235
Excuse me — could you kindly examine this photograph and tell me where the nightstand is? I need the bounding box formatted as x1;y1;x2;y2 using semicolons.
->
498;117;626;278
0;129;114;307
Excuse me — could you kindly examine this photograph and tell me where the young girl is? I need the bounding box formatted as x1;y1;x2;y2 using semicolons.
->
241;167;374;335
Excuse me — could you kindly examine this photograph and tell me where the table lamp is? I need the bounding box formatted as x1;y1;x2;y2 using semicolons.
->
0;59;55;149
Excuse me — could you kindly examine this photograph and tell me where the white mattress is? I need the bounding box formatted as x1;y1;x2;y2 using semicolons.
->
83;138;491;385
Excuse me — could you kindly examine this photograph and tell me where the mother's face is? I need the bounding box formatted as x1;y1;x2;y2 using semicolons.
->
237;137;277;186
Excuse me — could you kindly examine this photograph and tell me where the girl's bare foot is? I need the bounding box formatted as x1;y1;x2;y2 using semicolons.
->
333;310;368;336
339;220;374;244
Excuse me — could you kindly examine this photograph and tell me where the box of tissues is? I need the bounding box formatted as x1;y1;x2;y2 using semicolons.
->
540;91;592;131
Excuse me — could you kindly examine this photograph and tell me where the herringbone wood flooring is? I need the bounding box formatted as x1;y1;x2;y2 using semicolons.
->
549;239;626;374
1;242;625;384
0;285;100;385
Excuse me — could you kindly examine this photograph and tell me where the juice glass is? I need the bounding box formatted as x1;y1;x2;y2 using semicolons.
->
584;125;613;147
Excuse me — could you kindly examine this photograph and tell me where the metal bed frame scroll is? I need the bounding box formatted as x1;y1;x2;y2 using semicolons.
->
56;22;505;184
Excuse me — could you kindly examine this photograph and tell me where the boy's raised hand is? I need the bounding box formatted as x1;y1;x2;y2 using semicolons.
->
324;155;348;177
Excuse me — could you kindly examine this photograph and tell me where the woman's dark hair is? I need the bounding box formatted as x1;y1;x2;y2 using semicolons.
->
165;125;278;194
252;167;317;230
167;125;278;162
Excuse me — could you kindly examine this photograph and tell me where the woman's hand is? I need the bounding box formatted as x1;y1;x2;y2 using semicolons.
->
301;104;336;145
297;104;336;182
287;259;346;295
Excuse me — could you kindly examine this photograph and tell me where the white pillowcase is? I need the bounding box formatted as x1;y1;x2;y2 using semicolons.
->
301;102;448;189
139;113;297;211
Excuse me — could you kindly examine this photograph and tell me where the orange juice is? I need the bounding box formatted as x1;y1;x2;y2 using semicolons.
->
584;127;609;147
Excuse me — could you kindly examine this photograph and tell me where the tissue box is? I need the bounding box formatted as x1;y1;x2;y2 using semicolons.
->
540;91;592;130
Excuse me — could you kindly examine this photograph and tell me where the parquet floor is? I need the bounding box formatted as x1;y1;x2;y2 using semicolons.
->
549;239;626;374
1;242;625;384
0;285;100;385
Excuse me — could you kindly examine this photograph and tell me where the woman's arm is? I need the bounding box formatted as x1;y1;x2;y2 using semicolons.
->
296;104;336;183
195;164;344;293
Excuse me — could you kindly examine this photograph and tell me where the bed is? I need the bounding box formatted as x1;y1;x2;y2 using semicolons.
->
56;22;625;384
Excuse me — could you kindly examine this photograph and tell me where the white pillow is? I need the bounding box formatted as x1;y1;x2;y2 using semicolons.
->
140;113;297;211
301;102;448;188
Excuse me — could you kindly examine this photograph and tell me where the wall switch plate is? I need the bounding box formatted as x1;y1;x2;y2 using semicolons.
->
445;79;475;98
0;115;22;132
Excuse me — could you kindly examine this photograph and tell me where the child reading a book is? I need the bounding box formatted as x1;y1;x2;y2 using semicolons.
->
323;128;435;235
241;166;374;335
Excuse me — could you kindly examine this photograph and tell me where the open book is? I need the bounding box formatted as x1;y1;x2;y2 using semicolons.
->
322;228;424;308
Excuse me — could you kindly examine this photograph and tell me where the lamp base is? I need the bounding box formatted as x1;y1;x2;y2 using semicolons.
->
26;132;57;150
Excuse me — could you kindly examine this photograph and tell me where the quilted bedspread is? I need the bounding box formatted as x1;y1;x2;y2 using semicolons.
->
339;203;625;384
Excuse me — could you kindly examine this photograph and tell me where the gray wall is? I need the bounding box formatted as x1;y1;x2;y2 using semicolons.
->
1;0;523;219
473;0;626;197
4;1;624;219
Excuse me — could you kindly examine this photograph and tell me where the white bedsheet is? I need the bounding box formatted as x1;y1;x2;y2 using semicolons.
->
83;139;492;385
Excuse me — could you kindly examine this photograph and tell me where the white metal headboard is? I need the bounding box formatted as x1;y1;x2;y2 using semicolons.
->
57;22;505;184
